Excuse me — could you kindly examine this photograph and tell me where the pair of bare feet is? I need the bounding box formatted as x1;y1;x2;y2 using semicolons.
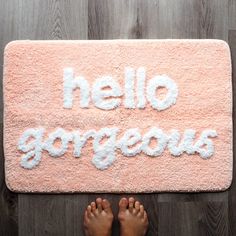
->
84;197;149;236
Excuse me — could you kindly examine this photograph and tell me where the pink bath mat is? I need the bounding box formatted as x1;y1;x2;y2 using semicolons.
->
3;40;232;193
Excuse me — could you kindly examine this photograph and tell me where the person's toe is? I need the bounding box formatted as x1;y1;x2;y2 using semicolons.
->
96;198;103;212
139;204;144;217
83;211;90;236
83;210;89;233
102;199;112;213
87;205;93;217
119;197;128;212
91;201;96;214
128;197;135;212
135;200;140;212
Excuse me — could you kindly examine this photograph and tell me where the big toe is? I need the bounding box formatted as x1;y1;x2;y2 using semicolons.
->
102;199;112;213
96;198;103;212
119;198;128;212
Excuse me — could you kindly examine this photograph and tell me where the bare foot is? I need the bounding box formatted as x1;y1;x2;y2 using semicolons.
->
83;198;114;236
118;197;149;236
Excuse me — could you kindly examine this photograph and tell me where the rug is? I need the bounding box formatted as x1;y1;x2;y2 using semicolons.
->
3;39;232;192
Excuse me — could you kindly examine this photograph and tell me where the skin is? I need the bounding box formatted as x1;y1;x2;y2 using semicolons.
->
84;198;113;236
83;197;149;236
118;197;149;236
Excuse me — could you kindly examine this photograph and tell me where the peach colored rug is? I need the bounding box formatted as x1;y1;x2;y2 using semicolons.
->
3;40;232;193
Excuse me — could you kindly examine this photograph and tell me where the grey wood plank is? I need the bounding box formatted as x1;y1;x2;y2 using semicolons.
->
88;0;228;40
0;1;19;235
88;0;139;39
65;194;89;236
0;126;18;236
229;0;236;30
15;0;88;40
157;192;229;203
196;0;228;41
19;194;67;236
228;30;236;236
158;202;228;236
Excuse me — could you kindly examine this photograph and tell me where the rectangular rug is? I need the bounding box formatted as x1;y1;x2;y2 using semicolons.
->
3;39;232;193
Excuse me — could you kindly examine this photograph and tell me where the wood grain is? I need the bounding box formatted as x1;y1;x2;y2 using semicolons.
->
228;29;236;236
0;0;234;235
0;1;18;235
158;202;228;236
229;0;236;30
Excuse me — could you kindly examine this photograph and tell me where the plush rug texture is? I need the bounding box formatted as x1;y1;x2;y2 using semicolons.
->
3;40;232;193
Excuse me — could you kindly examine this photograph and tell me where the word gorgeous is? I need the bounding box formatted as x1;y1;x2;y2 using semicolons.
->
19;127;217;170
18;67;218;170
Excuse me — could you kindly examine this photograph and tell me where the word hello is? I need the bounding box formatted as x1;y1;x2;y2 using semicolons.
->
63;67;178;111
18;127;217;170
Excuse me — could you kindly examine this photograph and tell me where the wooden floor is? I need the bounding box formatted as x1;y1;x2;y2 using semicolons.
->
0;0;235;235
